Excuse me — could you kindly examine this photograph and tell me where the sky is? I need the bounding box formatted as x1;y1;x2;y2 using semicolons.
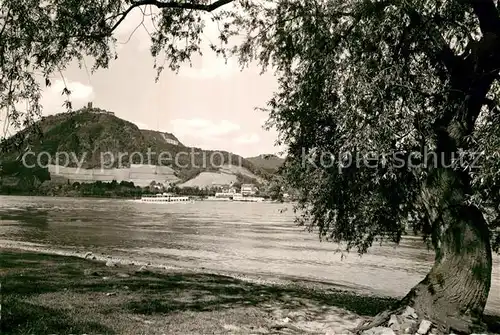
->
6;6;285;158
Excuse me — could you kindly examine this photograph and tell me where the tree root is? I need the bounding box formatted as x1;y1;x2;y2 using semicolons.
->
350;302;490;335
352;306;405;334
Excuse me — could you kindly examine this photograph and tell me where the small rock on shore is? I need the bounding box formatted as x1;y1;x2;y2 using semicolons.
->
361;307;436;335
106;260;117;267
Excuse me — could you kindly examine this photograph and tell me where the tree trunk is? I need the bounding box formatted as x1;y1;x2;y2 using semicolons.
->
353;10;499;333
404;50;496;331
407;121;494;333
403;201;493;334
355;166;493;334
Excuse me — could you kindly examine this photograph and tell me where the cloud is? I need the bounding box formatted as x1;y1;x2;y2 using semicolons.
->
169;118;240;141
234;133;260;144
41;80;94;115
51;80;94;100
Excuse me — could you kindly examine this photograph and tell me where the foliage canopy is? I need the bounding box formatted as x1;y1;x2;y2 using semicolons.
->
229;0;500;254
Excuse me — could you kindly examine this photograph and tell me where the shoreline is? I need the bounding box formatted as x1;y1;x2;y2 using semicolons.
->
0;193;291;204
2;245;499;334
0;240;373;294
0;247;382;335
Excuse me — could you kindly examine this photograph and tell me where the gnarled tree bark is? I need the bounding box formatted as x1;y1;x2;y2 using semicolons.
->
397;2;499;329
406;196;492;333
355;169;493;334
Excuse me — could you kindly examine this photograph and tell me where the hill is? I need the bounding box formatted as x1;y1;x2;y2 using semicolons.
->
245;154;285;173
0;107;270;189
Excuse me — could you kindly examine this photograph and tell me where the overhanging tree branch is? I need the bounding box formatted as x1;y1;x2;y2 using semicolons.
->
109;0;234;34
404;5;463;76
138;0;233;11
469;0;500;35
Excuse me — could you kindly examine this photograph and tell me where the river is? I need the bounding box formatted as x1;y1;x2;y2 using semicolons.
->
0;195;498;315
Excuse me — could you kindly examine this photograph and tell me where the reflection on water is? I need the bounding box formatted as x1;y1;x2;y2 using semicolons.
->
0;195;498;314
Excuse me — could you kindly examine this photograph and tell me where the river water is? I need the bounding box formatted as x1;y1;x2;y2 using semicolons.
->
0;196;498;314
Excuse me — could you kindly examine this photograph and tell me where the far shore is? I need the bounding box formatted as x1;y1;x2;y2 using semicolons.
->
1;246;499;335
0;193;291;204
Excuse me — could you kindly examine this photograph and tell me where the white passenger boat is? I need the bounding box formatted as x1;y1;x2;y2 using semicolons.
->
139;193;192;203
203;194;265;202
205;196;232;201
232;195;265;202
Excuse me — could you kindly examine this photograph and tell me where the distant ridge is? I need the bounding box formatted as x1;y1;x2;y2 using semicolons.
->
1;107;274;187
245;154;285;173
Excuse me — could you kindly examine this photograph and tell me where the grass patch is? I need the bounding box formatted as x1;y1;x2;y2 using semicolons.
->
1;249;498;334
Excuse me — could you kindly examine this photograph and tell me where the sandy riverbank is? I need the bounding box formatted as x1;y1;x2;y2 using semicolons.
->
1;246;499;334
0;247;396;335
0;239;375;294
